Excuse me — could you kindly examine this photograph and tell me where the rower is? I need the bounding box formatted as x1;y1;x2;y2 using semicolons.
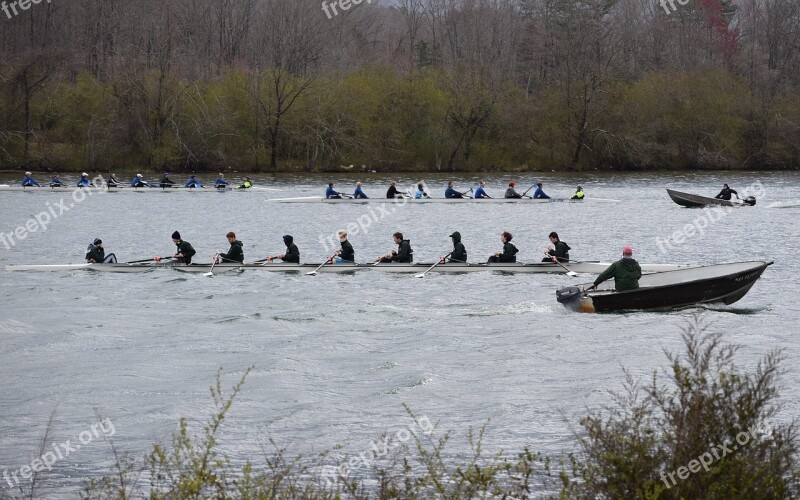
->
266;235;300;263
570;186;584;200
214;173;230;189
353;182;368;199
331;230;355;263
378;232;413;263
445;181;465;199
131;173;149;187
239;176;252;189
504;181;522;199
184;175;203;188
326;182;343;199
386;180;405;199
414;183;430;199
85;238;117;264
448;232;467;263
216;231;244;263
474;181;491;199
76;172;92;187
543;231;571;262
49;173;63;187
532;182;550;199
714;183;738;200
107;173;121;187
22;172;40;187
171;231;197;264
488;232;518;263
587;246;641;291
159;172;175;187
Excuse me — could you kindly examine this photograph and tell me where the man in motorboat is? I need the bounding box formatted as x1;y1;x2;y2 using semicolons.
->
715;183;738;200
586;246;641;291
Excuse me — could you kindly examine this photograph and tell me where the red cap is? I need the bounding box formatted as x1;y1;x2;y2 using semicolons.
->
508;180;516;186
622;246;633;255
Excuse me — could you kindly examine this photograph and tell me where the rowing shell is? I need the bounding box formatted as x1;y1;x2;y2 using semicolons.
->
264;196;620;204
0;185;273;193
5;261;697;274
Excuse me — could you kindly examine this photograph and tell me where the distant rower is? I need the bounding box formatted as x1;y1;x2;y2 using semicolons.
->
378;232;413;263
532;182;550;199
587;246;641;291
488;231;518;263
185;175;203;188
107;173;120;187
76;173;92;187
353;182;368;199
414;183;430;199
85;238;117;264
474;180;491;199
131;174;148;187
217;231;244;263
22;172;40;187
215;173;230;189
171;231;196;264
715;183;738;200
543;231;570;262
50;173;63;187
239;176;252;189
326;182;343;199
386;180;405;199
504;181;522;199
267;235;300;263
159;172;175;187
571;186;584;200
445;181;466;199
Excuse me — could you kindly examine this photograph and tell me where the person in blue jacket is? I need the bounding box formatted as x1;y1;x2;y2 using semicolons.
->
414;183;430;199
445;181;465;199
131;173;148;187
533;182;550;199
22;172;40;187
185;175;203;188
474;180;491;199
353;182;368;199
214;173;230;189
326;182;342;199
49;173;63;187
76;172;92;187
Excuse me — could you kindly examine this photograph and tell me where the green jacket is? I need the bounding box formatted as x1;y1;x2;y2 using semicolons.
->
86;246;104;263
175;240;196;264
547;241;571;262
392;240;413;262
219;240;244;263
594;257;642;291
339;239;354;262
283;243;300;263
499;242;518;262
449;232;467;262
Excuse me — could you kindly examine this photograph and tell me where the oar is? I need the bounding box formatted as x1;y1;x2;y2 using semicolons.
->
307;254;338;275
548;255;578;277
204;254;220;277
127;257;169;264
521;184;536;198
415;252;452;278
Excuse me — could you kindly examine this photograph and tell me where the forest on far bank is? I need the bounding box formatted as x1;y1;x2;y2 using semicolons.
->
1;0;799;173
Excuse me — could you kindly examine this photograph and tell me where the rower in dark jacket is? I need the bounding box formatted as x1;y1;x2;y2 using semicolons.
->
379;232;413;263
171;231;196;264
85;238;117;263
267;235;300;263
386;181;405;199
504;181;522;199
445;181;465;199
332;230;355;263
543;231;571;262
448;231;467;263
715;184;738;200
488;231;518;263
217;231;244;263
587;246;642;291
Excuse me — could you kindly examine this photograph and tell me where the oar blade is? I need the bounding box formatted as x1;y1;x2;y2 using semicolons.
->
306;271;317;276
414;273;426;278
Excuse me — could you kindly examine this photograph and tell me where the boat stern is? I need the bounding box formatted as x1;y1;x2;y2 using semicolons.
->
556;286;596;313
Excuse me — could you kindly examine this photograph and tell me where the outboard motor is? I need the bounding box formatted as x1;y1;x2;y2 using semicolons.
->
743;196;756;206
556;286;583;311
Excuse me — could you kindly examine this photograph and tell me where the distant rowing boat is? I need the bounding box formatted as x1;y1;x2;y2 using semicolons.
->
264;196;621;204
0;185;277;193
5;261;697;274
666;189;756;208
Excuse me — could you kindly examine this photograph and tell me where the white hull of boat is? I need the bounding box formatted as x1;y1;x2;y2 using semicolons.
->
0;184;271;193
264;196;620;204
5;261;697;274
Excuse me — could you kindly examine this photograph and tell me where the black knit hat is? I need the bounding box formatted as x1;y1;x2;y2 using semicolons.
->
172;231;181;240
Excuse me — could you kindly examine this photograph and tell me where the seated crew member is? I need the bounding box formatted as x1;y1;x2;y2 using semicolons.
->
447;232;467;263
217;231;244;263
570;185;585;200
543;231;571;262
444;181;465;199
331;230;355;263
22;171;40;187
504;181;522;199
378;232;413;263
532;182;550;199
184;175;203;188
326;182;343;199
85;238;117;263
488;232;518;263
414;183;430;199
171;231;196;264
474;181;491;199
50;173;64;187
266;235;300;263
353;182;368;199
76;172;92;187
159;172;175;187
239;176;252;189
214;173;230;189
131;173;148;187
107;173;121;187
586;246;642;292
386;180;405;199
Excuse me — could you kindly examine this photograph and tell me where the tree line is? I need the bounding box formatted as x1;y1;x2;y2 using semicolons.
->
1;0;798;172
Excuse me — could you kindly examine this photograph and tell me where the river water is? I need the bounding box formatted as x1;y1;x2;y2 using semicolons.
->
0;171;798;496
